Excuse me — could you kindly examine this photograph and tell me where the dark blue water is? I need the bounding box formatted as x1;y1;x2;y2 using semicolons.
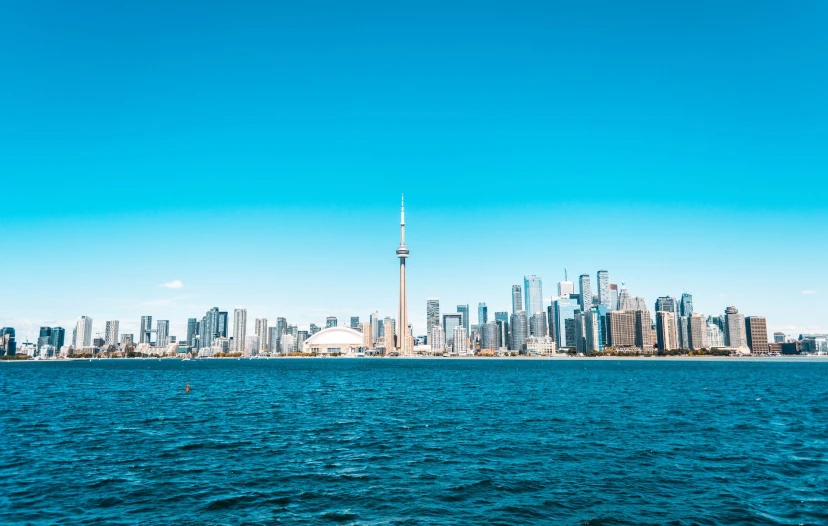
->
1;359;826;524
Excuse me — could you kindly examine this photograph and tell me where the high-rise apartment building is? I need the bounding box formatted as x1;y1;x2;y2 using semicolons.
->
524;275;543;316
104;321;120;347
680;293;694;316
326;317;337;329
707;323;724;347
724;306;747;349
140;315;153;344
382;319;396;351
529;312;547;337
255;317;268;352
186;318;198;348
120;334;134;347
457;304;469;333
597;271;610;309
233;308;247;354
584;309;601;352
430;325;446;353
426;299;440;336
688;313;707;350
268;326;280;354
656;311;678;351
511;285;522;314
370;311;379;344
49;327;65;353
75;316;93;349
481;321;497;351
453;326;469;356
478;303;488;326
746;316;769;355
156;320;170;347
607;311;637;348
199;307;221;349
578;274;592;312
509;310;528;352
635;311;653;352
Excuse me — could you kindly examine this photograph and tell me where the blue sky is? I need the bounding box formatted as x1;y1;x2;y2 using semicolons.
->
2;0;827;341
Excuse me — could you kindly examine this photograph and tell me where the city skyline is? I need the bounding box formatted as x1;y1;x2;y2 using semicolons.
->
3;2;827;341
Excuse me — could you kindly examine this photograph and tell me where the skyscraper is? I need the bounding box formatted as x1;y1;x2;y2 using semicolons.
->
156;320;170;347
457;304;470;333
268;326;280;354
218;311;229;337
186;318;198;348
656;311;678;351
509;310;528;352
233;308;247;354
140;315;152;344
326;317;337;328
584;309;601;352
655;296;677;313
773;332;785;343
396;195;409;355
558;270;575;298
635;311;653;353
688;313;707;350
746;316;769;355
350;316;359;330
578;274;592;312
524;275;543;316
104;320;119;347
443;313;463;346
453;326;469;356
75;316;93;349
255;317;268;352
477;303;488;326
430;325;446;353
607;311;637;348
37;327;52;354
529;312;547;337
724;306;747;349
553;297;580;348
680;293;694;316
481;321;498;351
49;327;65;353
610;283;618;310
370;311;379;344
511;285;522;314
426;298;440;336
597;270;610;309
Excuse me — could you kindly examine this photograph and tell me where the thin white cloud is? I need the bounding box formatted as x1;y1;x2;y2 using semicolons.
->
159;280;184;289
802;290;817;295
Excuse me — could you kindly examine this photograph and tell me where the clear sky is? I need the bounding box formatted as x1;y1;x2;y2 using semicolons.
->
2;1;827;341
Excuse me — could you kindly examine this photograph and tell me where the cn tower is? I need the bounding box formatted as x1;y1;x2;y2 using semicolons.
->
396;195;409;355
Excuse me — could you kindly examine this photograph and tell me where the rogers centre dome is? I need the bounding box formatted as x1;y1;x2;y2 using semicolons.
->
303;327;365;356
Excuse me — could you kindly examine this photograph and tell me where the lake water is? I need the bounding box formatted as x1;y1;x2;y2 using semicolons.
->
1;359;826;524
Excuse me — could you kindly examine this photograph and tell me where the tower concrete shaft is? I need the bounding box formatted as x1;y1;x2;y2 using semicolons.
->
396;195;409;355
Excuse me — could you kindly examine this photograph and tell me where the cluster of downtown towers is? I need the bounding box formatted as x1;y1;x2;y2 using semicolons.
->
0;269;773;358
425;271;771;355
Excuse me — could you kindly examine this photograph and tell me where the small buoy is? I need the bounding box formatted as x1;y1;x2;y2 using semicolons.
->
185;382;190;394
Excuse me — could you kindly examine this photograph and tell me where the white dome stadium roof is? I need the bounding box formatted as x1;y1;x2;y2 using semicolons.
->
305;327;363;346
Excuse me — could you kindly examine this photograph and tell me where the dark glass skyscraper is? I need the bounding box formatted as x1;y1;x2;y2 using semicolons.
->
457;304;469;333
680;293;694;316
